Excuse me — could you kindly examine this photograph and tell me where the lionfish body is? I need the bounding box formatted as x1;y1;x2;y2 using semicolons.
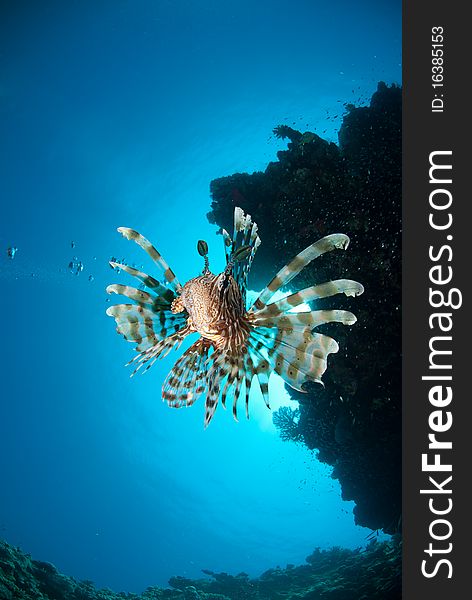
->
173;272;249;352
106;208;363;426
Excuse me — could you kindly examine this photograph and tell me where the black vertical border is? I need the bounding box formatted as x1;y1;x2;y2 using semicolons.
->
403;1;470;597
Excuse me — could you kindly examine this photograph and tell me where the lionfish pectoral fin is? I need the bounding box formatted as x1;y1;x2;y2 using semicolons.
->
117;227;183;293
244;232;363;394
251;234;351;311
106;228;190;373
246;320;339;395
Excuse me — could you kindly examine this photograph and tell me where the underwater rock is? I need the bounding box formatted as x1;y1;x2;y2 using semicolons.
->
0;538;401;599
208;82;401;536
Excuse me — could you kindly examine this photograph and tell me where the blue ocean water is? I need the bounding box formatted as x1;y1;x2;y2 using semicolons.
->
0;0;401;593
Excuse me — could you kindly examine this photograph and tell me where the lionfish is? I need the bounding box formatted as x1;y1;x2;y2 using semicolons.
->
106;208;363;426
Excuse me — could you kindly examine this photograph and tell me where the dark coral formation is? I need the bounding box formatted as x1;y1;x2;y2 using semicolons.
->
208;82;402;535
272;406;302;443
1;538;401;600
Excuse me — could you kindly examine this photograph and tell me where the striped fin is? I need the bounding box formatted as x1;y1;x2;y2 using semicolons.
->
197;346;269;425
204;386;220;427
253;327;339;359
110;262;159;289
220;355;238;409
251;309;357;330
229;208;261;302
220;356;245;421
106;304;188;352
106;283;175;311
117;227;182;293
245;338;271;408
252;234;350;310
243;354;255;419
106;284;156;307
201;349;254;426
204;352;230;427
109;262;176;303
251;279;364;317
272;349;326;390
250;328;336;391
254;359;271;409
127;329;190;376
162;340;210;408
231;357;245;421
221;228;233;264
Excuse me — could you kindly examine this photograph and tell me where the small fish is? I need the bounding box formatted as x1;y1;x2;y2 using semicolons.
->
106;207;363;427
7;246;18;259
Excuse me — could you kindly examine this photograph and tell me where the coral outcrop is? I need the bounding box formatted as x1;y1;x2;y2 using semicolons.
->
0;538;401;599
208;82;402;535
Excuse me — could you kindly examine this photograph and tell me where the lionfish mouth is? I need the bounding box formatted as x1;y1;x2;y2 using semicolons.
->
106;207;364;427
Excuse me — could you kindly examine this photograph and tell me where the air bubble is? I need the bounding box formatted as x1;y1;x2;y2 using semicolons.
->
68;259;84;275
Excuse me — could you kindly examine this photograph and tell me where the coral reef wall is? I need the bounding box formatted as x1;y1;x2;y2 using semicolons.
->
1;538;401;600
208;83;402;534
